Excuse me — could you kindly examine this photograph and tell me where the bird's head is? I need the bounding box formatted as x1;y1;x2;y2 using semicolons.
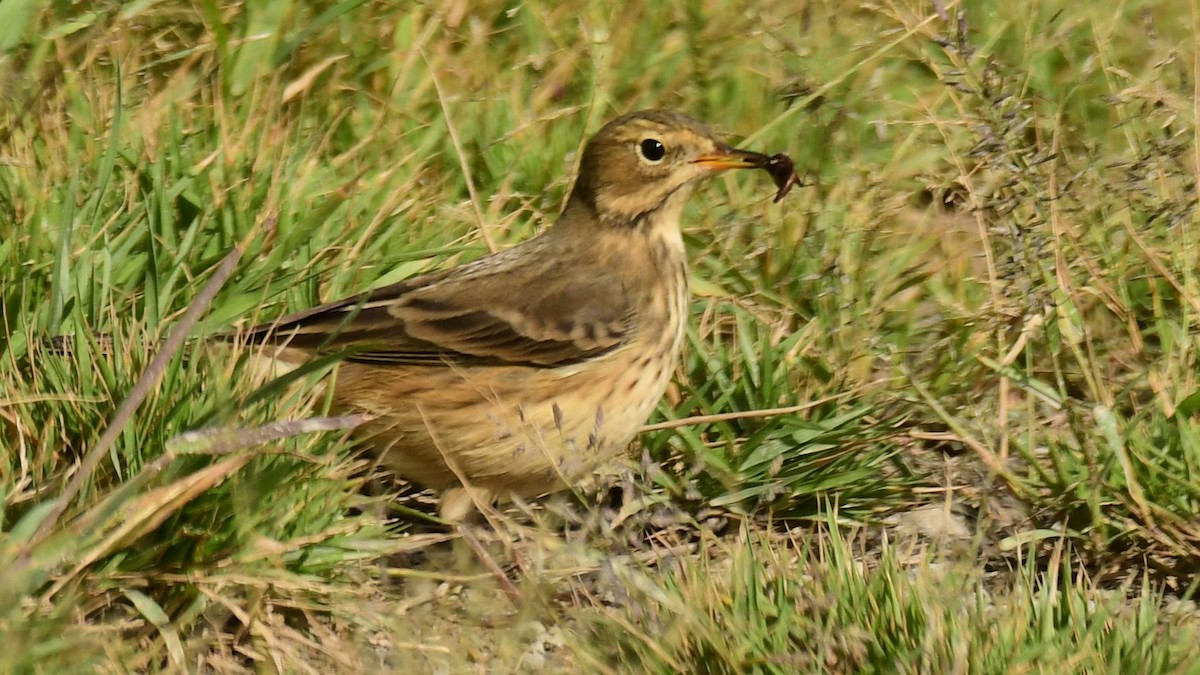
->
567;109;771;228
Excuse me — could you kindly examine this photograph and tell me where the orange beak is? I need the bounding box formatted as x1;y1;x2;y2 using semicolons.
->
692;144;772;171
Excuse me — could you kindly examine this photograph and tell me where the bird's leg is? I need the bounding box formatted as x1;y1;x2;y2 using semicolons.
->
440;486;523;601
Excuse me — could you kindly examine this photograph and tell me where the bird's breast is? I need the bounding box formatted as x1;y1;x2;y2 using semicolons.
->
606;234;689;435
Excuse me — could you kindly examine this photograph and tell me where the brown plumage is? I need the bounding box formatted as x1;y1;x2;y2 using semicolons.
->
234;110;776;521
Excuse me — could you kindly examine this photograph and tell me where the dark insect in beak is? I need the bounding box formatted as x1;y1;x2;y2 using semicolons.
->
763;153;802;203
699;146;804;203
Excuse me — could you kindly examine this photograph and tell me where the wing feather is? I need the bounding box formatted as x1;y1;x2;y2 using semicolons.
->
237;253;632;368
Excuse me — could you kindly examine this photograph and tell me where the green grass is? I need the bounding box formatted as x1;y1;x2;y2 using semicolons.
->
2;0;1199;671
575;522;1200;674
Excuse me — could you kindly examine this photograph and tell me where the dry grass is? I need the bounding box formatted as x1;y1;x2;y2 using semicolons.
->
3;0;1200;671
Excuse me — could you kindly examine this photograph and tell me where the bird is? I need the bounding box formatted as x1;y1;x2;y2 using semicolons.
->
232;109;778;522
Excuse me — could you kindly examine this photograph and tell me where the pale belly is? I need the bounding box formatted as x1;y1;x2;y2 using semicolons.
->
328;340;679;501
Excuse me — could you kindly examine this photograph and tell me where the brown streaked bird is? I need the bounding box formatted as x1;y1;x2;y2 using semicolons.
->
235;110;779;522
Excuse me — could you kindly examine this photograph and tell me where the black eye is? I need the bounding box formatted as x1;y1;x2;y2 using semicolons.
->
639;138;666;162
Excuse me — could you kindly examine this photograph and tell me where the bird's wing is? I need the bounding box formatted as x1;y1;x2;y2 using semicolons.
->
237;260;633;368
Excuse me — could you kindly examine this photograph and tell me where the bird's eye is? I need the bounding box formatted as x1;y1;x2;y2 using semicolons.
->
638;138;666;163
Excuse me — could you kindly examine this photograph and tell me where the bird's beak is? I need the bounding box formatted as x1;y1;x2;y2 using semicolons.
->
692;144;772;171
